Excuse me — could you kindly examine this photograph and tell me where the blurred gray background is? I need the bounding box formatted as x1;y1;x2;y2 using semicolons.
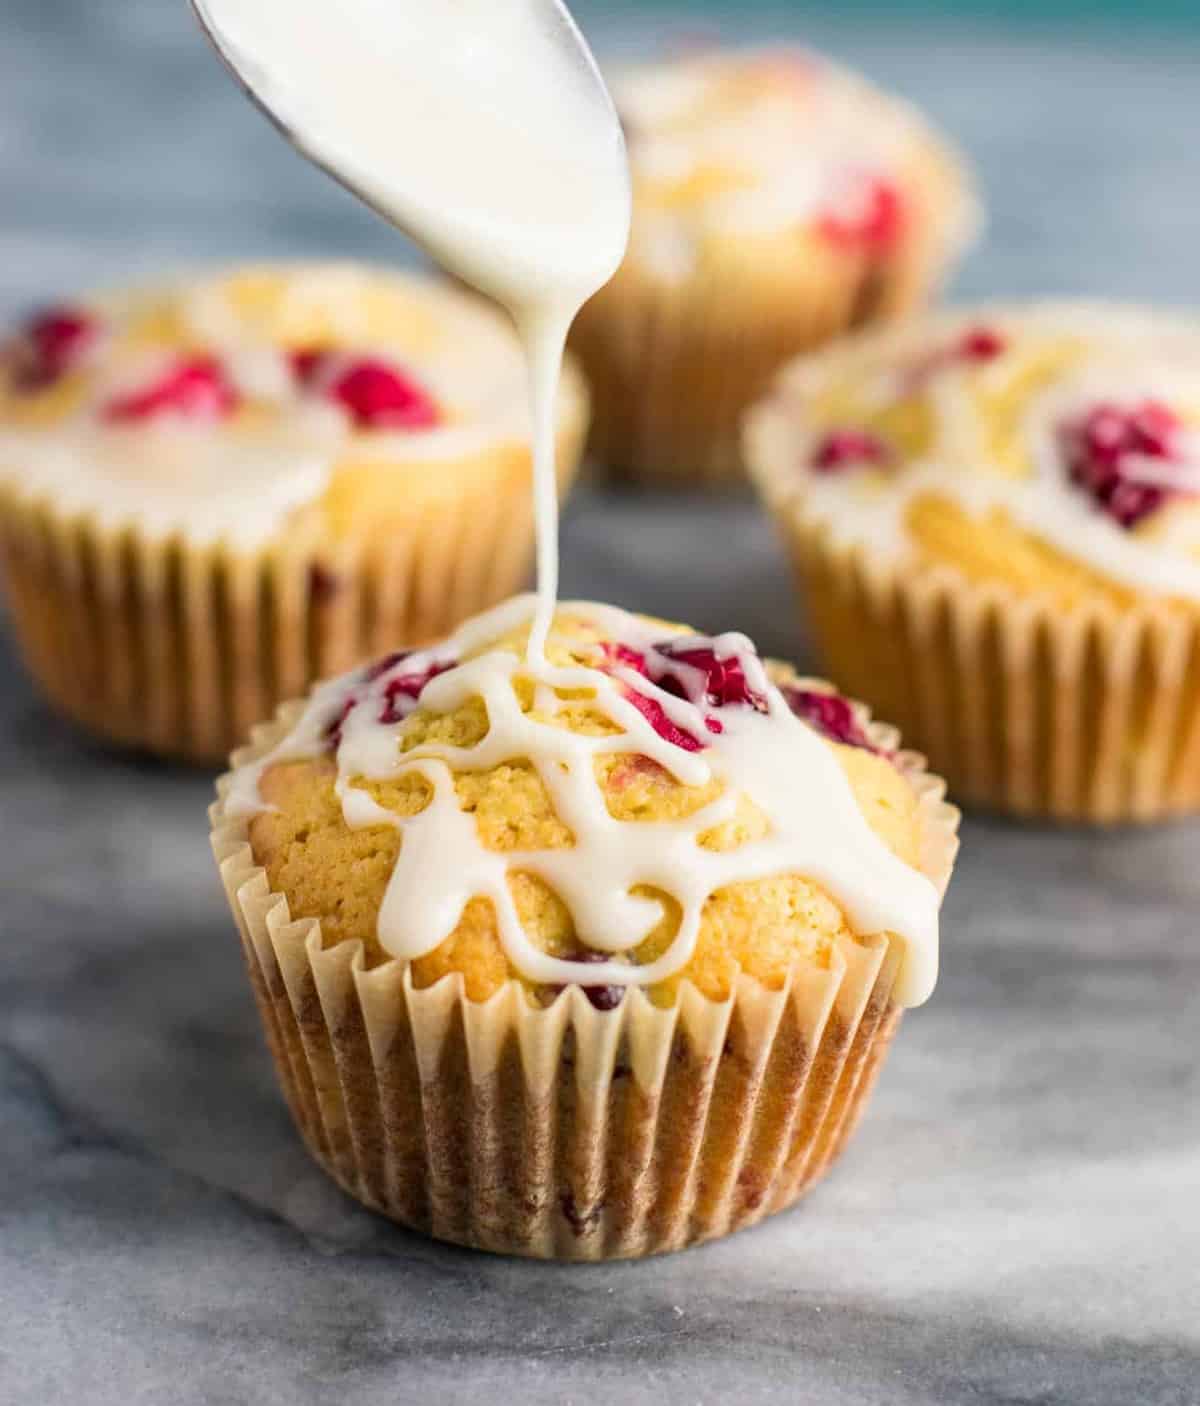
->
3;5;1200;1405
4;0;1200;320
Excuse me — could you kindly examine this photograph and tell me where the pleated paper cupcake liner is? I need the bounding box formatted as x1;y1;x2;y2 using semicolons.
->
210;700;958;1260
0;422;584;765
570;139;977;489
764;508;1200;823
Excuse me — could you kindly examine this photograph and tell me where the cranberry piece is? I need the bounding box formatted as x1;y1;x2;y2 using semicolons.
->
596;641;704;751
378;658;456;724
291;348;439;430
597;636;769;750
289;348;326;386
623;688;705;753
1129;401;1177;454
324;695;358;751
957;326;1007;363
102;356;239;423
544;948;626;1012
901;325;1008;394
599;641;648;675
783;686;879;753
583;984;625;1012
324;359;439;429
324;653;456;745
811;429;891;473
307;563;341;604
654;641;769;714
818;175;904;253
364;649;412;683
9;307;98;389
1060;399;1185;528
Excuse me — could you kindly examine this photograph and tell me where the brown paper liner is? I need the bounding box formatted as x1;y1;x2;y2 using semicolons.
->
760;504;1200;823
209;699;958;1260
0;418;585;765
570;134;977;489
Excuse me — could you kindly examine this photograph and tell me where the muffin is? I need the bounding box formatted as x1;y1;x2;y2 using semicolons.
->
746;301;1200;822
211;596;959;1259
569;45;978;487
0;263;588;762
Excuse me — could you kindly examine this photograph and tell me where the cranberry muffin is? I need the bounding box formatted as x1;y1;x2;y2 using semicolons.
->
747;302;1200;820
0;263;588;761
212;596;958;1258
569;44;977;486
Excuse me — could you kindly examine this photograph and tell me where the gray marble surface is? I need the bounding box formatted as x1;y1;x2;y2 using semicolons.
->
3;3;1200;1404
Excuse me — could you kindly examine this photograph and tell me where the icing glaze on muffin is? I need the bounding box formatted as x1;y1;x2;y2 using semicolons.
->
0;264;585;547
230;597;941;1007
612;47;977;280
747;303;1200;604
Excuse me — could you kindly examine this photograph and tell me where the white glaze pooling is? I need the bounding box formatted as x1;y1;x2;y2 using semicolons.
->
229;598;941;1007
192;0;631;653
0;265;583;547
751;308;1200;601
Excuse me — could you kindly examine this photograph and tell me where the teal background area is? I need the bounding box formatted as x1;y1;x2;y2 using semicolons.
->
584;0;1199;20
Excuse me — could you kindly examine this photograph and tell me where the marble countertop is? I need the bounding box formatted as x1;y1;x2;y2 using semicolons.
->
3;3;1199;1403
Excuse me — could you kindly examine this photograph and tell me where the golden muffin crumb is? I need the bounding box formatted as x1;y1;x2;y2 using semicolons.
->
248;621;925;1005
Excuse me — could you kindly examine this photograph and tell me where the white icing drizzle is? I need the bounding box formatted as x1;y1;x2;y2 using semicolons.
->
230;597;941;1007
204;2;943;1008
521;307;571;663
757;318;1200;601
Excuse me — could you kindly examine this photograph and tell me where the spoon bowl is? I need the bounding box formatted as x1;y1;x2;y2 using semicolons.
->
188;0;630;304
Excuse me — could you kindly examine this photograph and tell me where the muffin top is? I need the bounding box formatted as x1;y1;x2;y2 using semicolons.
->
611;45;975;278
747;303;1200;606
226;598;949;1008
0;263;585;548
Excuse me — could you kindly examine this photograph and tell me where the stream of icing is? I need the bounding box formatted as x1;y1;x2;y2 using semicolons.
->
192;0;630;652
201;0;941;1006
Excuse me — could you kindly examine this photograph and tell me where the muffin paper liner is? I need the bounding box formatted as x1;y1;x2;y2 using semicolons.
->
758;501;1200;823
570;133;977;489
210;700;958;1260
0;420;583;764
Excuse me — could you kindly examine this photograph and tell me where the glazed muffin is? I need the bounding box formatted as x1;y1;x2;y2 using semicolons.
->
747;301;1200;821
0;264;588;762
211;596;958;1259
569;45;978;487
